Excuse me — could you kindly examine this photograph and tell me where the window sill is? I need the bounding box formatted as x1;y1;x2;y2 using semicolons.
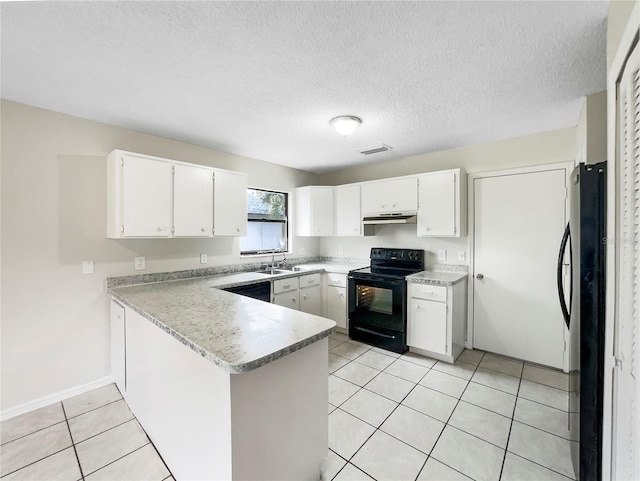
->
240;251;292;259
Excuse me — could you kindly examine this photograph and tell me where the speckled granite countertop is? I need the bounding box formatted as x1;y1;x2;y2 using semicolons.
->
110;276;335;374
293;263;368;274
406;271;468;286
204;269;323;289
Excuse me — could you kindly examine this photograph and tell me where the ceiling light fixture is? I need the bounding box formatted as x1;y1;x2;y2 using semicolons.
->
330;115;362;136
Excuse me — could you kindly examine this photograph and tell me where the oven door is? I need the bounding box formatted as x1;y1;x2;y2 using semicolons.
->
347;275;406;332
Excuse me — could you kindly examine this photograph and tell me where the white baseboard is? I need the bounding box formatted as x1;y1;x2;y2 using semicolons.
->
1;375;114;421
408;346;455;364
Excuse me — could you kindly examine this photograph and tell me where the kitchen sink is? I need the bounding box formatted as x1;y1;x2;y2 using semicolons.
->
254;268;294;275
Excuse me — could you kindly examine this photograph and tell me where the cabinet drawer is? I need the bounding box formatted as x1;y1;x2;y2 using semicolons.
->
326;272;347;287
273;277;299;294
299;273;321;288
409;283;447;302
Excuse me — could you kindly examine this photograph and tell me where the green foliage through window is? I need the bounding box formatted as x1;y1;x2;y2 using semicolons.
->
241;188;288;255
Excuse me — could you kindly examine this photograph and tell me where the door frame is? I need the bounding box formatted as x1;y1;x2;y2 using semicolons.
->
604;2;639;479
466;161;575;372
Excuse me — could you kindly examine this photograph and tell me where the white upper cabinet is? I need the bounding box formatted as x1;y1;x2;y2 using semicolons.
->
173;163;214;237
335;185;362;236
108;150;247;238
361;177;418;214
295;186;334;237
213;170;248;236
417;169;466;237
108;151;173;238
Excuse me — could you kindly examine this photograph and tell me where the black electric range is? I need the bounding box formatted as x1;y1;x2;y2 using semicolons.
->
347;248;424;353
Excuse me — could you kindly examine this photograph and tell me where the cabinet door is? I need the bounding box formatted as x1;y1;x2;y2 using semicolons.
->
335;185;362;236
418;171;456;236
361;177;418;214
408;298;448;355
110;300;126;393
173;164;214;237
296;187;334;236
122;154;173;237
326;286;347;329
213;170;248;236
273;290;300;310
300;284;322;316
311;187;334;236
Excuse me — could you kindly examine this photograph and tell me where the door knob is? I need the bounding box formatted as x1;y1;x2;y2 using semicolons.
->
476;273;484;280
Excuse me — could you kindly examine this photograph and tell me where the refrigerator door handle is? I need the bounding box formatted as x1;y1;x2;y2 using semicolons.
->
557;222;572;329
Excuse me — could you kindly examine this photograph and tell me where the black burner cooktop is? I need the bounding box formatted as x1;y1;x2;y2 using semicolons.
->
349;248;425;279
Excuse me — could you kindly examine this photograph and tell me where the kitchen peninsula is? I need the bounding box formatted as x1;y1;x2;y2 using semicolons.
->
109;274;335;481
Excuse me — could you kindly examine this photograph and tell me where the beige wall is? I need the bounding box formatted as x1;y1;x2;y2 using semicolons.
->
316;127;577;186
586;92;608;164
0;100;320;411
1;38;609;411
607;0;638;71
576;91;608;165
318;126;578;263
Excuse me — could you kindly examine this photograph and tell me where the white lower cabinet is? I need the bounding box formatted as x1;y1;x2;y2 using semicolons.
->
325;273;348;330
112;298;327;480
110;300;126;393
407;280;467;363
272;277;300;310
299;274;322;316
410;298;447;354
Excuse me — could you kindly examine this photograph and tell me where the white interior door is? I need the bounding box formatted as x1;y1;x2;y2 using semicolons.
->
473;168;568;369
611;38;639;481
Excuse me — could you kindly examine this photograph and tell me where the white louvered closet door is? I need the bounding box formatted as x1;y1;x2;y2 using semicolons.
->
613;39;640;481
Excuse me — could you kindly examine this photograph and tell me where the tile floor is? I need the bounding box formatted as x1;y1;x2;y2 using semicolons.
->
1;334;575;481
323;332;576;481
0;384;172;481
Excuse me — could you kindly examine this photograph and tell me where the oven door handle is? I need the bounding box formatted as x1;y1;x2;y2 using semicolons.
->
353;326;398;339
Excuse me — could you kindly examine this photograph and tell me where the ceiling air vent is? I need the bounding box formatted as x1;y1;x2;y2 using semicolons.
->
359;144;392;155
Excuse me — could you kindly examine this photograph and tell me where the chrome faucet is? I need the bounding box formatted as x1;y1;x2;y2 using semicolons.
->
260;249;286;270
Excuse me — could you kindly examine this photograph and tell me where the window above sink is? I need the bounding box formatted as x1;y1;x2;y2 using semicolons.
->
240;188;289;256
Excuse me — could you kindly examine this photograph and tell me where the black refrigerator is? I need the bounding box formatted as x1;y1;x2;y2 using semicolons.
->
557;161;606;481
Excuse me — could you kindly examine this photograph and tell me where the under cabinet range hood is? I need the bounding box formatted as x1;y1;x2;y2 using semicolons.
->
362;212;417;225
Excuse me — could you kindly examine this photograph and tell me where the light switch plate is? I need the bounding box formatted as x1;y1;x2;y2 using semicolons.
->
437;250;447;261
82;260;95;275
200;254;207;264
457;251;466;261
134;256;146;271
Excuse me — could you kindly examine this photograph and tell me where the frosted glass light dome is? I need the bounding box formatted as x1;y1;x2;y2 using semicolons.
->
330;116;361;136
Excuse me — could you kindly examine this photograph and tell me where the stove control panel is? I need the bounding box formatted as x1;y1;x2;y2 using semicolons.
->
370;248;424;263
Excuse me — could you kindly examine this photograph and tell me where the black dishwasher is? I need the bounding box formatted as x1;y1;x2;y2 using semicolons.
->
223;282;271;302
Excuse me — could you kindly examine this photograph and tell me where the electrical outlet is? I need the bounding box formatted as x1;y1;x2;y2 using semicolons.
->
338;246;344;256
437;250;447;261
134;256;146;271
82;260;95;275
457;251;466;261
200;254;208;264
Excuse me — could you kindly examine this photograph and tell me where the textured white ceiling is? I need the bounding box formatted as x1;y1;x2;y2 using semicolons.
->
1;1;608;173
